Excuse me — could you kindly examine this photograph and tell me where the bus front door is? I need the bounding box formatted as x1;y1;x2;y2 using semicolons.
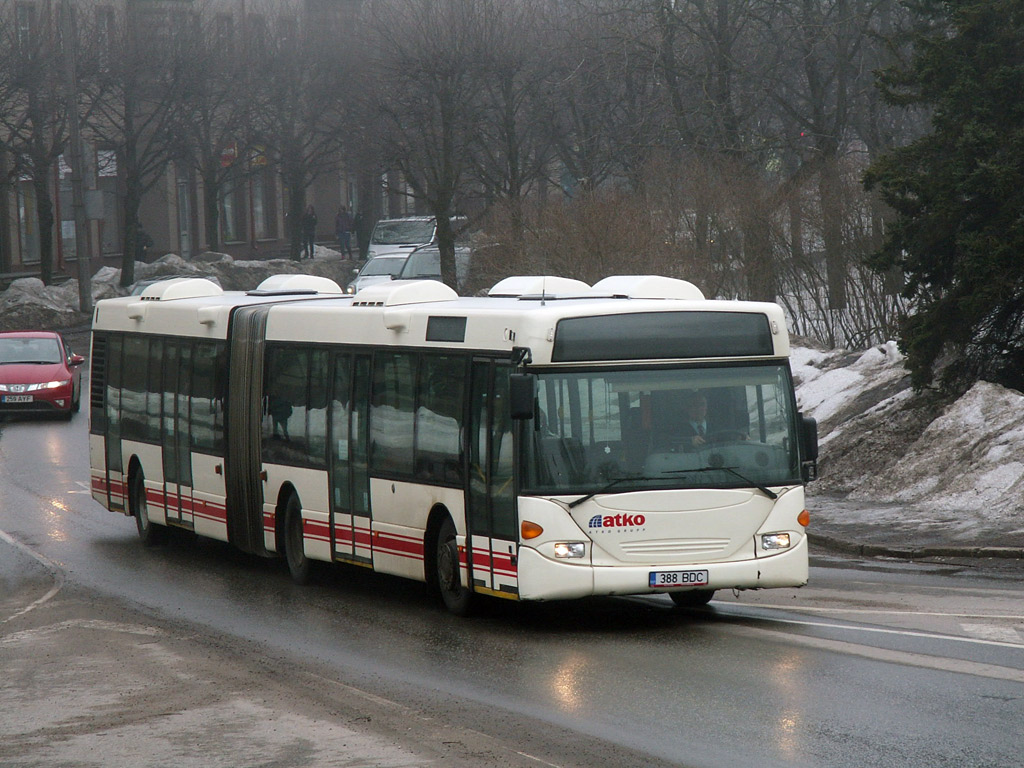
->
467;361;519;598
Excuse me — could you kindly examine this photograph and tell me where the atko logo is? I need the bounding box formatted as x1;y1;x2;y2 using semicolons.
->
589;513;646;529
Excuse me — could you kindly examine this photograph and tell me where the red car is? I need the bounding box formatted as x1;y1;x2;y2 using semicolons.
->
0;331;85;419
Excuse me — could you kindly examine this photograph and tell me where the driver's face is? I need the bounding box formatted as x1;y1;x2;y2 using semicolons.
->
687;397;707;419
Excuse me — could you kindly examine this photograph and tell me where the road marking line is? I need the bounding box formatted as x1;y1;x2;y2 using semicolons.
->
0;528;65;624
718;601;1024;621
68;480;91;495
711;605;1024;650
961;623;1024;644
733;623;1024;684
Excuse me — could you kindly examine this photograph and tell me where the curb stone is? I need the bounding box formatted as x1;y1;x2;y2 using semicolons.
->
808;534;1024;561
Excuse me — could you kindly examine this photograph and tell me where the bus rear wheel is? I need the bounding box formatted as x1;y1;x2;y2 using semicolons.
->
130;470;166;547
284;493;313;585
669;589;715;608
435;517;473;616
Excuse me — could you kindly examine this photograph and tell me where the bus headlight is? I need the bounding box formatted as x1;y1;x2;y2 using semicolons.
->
761;533;791;551
553;542;586;559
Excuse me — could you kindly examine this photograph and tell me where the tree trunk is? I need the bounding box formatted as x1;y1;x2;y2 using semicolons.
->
202;158;221;252
743;211;776;303
819;157;847;310
121;177;143;287
0;148;11;273
433;207;457;292
32;164;55;286
285;172;305;261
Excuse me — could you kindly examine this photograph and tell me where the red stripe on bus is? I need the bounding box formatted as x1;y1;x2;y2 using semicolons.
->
373;531;424;558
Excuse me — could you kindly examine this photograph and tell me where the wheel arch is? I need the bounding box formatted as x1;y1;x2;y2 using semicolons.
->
423;503;455;589
273;481;299;555
126;455;144;515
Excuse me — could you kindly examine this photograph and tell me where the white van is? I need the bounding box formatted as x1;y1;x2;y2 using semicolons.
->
365;215;468;261
365;216;437;260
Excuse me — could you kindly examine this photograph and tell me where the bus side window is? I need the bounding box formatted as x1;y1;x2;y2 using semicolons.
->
370;352;416;476
306;349;329;469
263;346;312;466
415;355;466;484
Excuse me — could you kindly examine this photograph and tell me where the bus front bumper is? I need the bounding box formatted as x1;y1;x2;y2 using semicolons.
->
515;535;808;602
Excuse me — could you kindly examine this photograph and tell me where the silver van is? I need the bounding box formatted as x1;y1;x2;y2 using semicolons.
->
365;217;437;261
365;215;468;261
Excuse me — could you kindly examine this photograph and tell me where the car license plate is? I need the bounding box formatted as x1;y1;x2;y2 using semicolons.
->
2;395;32;403
649;569;709;588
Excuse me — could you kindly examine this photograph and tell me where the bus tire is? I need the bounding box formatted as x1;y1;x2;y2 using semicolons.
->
130;470;166;547
284;493;313;585
435;516;473;616
669;589;715;608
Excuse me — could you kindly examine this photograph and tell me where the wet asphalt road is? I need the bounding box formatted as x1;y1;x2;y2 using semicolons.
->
2;408;1023;768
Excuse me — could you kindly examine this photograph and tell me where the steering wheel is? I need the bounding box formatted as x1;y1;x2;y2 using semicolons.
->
705;429;747;444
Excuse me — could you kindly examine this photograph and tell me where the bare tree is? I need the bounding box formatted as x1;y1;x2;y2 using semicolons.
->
0;0;68;284
81;3;193;286
466;0;553;247
369;0;503;289
173;3;255;254
246;1;350;261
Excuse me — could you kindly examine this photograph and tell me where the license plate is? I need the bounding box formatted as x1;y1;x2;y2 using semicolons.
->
649;569;709;588
2;395;32;403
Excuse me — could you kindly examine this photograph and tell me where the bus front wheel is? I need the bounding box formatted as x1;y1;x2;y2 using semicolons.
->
669;589;715;608
284;493;313;585
130;470;166;547
435;517;473;616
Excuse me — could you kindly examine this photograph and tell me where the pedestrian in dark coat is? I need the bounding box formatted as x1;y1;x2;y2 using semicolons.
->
335;205;354;259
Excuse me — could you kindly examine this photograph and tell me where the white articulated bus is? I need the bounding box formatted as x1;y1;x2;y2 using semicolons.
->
89;273;818;614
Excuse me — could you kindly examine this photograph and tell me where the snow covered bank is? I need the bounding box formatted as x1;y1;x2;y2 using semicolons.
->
794;341;1024;537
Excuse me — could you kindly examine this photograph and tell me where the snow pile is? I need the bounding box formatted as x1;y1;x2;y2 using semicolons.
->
794;341;1024;538
0;251;354;334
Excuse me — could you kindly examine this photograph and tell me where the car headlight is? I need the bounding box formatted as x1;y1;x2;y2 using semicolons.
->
25;379;70;391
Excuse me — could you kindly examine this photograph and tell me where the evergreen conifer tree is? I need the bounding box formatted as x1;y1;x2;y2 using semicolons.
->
865;0;1024;392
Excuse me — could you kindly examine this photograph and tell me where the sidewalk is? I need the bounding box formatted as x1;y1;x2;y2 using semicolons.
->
808;495;1024;561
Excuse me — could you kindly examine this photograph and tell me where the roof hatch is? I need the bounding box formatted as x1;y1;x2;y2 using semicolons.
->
591;275;705;300
250;274;343;295
488;276;591;298
138;277;223;301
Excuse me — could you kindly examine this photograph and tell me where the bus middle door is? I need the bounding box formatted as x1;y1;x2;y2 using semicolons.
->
161;340;194;528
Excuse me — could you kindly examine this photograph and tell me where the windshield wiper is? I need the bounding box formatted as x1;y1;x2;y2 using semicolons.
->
568;476;654;508
567;466;779;509
666;466;779;500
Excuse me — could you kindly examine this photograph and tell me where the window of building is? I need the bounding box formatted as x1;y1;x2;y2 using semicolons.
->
215;13;234;51
16;3;36;51
96;6;115;70
221;175;242;243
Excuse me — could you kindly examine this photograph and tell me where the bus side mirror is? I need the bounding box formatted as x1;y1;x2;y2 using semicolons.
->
800;413;818;482
509;374;536;420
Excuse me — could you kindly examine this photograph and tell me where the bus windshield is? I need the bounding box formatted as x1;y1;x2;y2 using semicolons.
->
522;363;801;495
